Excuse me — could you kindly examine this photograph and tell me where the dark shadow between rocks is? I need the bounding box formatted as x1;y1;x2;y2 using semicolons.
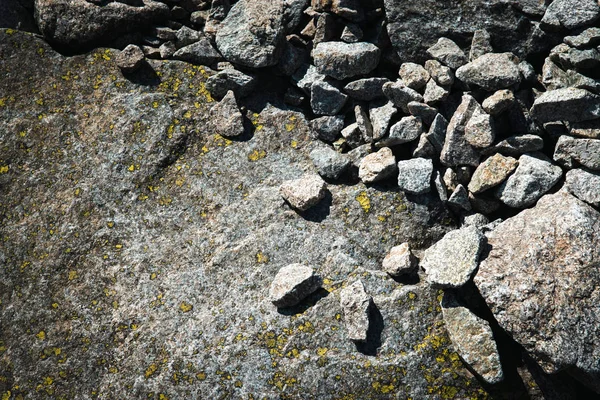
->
276;288;330;317
122;60;161;86
390;271;420;285
295;191;332;223
355;301;383;357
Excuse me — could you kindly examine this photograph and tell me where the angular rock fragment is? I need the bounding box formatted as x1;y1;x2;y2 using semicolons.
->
440;95;481;167
433;170;449;201
205;68;257;99
482;90;515;116
554;135;600;170
565;169;600;206
369;101;397;141
312;41;381;80
495;153;562;208
293;64;327;94
313;12;338;45
382;116;423;146
456;53;522;91
175;26;201;48
426;37;468;70
541;0;600;30
358;147;397;183
397;158;433;195
269;264;322;308
421;226;485;288
474;192;600;391
464;105;495;148
209;90;244;137
413;134;436;159
355;104;373;142
564;27;600;48
426;114;448;153
280;174;328;211
341;23;363;43
441;293;504;384
469;29;493;61
399;62;430;90
491;134;544;157
569;120;600;138
423;79;450;105
116;44;145;73
310;115;345;142
407;102;438;125
339;280;372;343
311;81;348;115
215;0;285;68
343;78;389;101
468;154;518;194
518;61;537;83
530;88;600;123
382;243;417;278
424;60;454;87
447;184;472;211
310;147;351;180
341;122;362;148
159;41;176;59
382;81;423;112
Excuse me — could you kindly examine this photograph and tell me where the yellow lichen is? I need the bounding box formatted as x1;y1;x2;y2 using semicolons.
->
255;252;268;264
179;302;193;313
36;331;46;340
355;191;371;213
248;150;266;161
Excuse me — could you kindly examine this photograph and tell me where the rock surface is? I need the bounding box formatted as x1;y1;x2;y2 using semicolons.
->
382;243;417;278
339;280;372;343
280;174;328;211
475;192;600;391
565;168;600;206
312;41;380;80
269;264;323;308
358;147;397;183
397;158;433;195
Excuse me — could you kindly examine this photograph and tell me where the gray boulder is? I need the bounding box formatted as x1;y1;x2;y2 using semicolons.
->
482;89;515;116
447;184;472;211
554;135;600;170
530;88;600;123
310;146;351;180
382;116;423;147
541;0;600;30
269;264;322;308
397;158;433;195
456;52;522;91
421;225;485;288
215;0;285;68
565;169;600;206
475;192;600;392
495;153;563;208
343;78;389;101
310;115;345;142
424;59;454;86
312;41;381;80
311;81;348;116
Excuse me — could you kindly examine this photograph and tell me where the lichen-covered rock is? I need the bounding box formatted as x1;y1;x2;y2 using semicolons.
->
339;280;372;342
421;226;485;288
280;174;328;211
215;0;285;68
475;192;600;392
269;264;323;307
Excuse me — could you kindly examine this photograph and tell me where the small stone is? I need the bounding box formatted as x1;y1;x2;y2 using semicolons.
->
565;168;600;206
209;90;244;138
340;23;363;43
441;293;504;384
381;116;423;147
116;44;145;73
426;37;468;70
426;114;448;153
205;68;257;99
382;81;423;112
341;123;363;148
407;102;438;125
440;94;481;167
312;41;381;80
358;147;397;183
159;41;176;59
423;79;450;105
176;26;202;48
456;52;522;91
482;90;515;116
311;81;348;116
433;170;449;201
310;146;351;180
172;38;222;65
269;264;322;308
280;174;328;211
399;62;430;90
421;225;485;288
355;105;373;142
310;115;345;142
447;184;472;211
564;27;600;48
495;153;563;208
469;29;493;61
382;243;417;278
469;154;518;194
292;64;326;94
369;101;397;141
397;158;433;195
343;78;389;101
339;280;372;343
541;0;600;30
462;213;490;228
530;88;600;123
490;134;544;156
518;61;537;83
424;59;454;86
554;135;600;170
464;105;495;148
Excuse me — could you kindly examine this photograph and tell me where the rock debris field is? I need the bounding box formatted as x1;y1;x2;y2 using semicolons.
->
1;0;600;398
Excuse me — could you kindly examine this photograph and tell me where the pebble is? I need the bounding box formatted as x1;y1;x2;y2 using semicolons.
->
280;174;328;211
340;280;372;343
397;158;433;195
358;147;398;183
269;264;322;308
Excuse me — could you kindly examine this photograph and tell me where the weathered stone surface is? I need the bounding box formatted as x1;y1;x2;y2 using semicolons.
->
456;52;522;91
441;293;504;384
422;226;485;288
312;41;380;80
172;37;222;65
369;101;397;141
343;78;389;101
469;154;518;194
341;122;362;148
440;95;481;167
310;146;351;180
339;280;372;342
341;23;363;43
293;64;327;94
397;158;433;195
424;59;454;86
491;134;544;157
383;116;423;146
423;78;450;105
209;90;244;137
311;81;348;116
469;29;493;61
541;0;600;30
358;147;397;183
280;174;328;211
354;104;373;142
34;0;169;50
482;89;515;116
554;135;600;170
564;27;600;48
399;62;430;90
426;113;448;153
116;44;145;73
464;104;495;148
215;0;285;68
0;30;498;400
205;68;257;98
475;192;600;391
569;120;600;138
495;153;562;208
426;37;467;70
382;243;417;278
565;168;600;206
407;102;438;125
530;88;600;123
310;115;345;142
269;264;323;308
382;81;423;112
447;184;472;211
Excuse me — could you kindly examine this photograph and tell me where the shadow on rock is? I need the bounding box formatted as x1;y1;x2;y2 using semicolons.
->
276;288;330;317
296;191;332;223
122;61;161;86
355;302;384;357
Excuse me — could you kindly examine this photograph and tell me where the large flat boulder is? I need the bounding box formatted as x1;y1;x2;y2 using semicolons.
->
475;192;600;392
